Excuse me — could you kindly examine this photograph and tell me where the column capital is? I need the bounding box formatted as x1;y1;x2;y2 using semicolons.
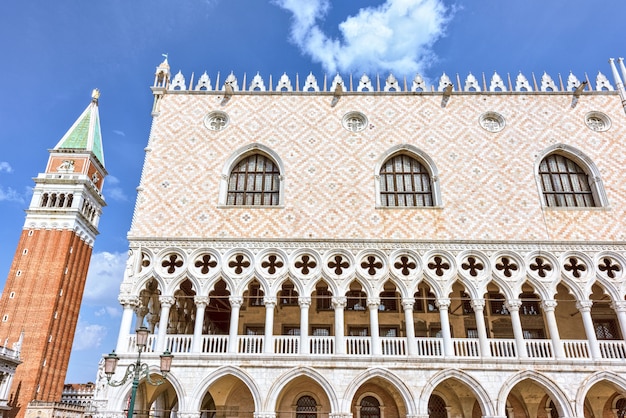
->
436;298;451;309
194;296;209;307
159;296;175;307
367;297;381;308
470;298;485;310
118;295;139;308
264;296;277;308
505;299;522;311
332;296;347;309
541;299;558;311
299;297;312;308
576;300;593;312
229;296;244;308
611;301;626;312
401;298;415;310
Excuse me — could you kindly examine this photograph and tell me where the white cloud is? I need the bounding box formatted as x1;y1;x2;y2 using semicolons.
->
272;0;454;75
112;130;126;137
104;175;128;201
0;162;13;173
84;251;127;302
0;186;25;203
73;322;107;351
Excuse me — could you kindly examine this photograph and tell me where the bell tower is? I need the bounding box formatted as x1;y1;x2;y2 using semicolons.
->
0;90;107;418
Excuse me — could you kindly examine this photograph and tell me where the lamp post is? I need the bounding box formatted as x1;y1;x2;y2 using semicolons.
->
103;326;174;418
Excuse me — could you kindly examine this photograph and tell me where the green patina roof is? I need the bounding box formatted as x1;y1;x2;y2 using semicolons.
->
54;96;105;167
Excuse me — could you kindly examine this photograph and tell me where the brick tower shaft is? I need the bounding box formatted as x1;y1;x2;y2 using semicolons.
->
0;91;106;418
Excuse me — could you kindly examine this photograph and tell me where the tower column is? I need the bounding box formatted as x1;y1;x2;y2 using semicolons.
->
611;301;626;344
577;301;601;359
116;296;139;354
156;296;174;352
333;297;346;354
192;296;209;353
368;298;381;356
470;299;491;358
436;298;453;356
542;300;565;358
228;297;243;353
263;298;276;354
505;300;528;358
299;297;311;354
402;299;417;356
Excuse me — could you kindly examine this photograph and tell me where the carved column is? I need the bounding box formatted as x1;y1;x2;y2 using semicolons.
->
157;296;175;352
116;296;139;354
470;299;491;358
542;300;564;358
264;297;276;354
610;301;626;345
192;296;209;353
300;297;311;354
228;297;243;353
436;298;453;356
368;298;381;356
505;299;527;358
402;298;417;356
577;300;601;359
333;297;347;354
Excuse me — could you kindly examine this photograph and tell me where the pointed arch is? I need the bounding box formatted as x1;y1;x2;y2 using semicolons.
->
418;368;494;417
535;144;608;208
342;367;416;416
375;144;442;207
497;370;574;417
218;143;285;206
576;371;626;417
190;365;262;413
264;366;340;413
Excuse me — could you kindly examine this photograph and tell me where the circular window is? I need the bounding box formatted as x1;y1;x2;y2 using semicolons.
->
342;111;368;132
204;111;229;131
479;112;505;132
585;111;611;132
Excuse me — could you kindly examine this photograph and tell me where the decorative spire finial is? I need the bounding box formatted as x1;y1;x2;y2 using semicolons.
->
91;88;100;103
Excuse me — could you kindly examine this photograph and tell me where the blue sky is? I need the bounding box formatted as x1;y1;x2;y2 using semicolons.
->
0;0;624;383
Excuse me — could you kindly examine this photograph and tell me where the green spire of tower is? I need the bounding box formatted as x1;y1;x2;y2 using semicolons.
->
53;89;105;167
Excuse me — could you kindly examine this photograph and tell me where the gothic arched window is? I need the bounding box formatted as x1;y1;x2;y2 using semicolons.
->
227;154;280;206
538;153;595;207
360;396;380;418
379;154;433;207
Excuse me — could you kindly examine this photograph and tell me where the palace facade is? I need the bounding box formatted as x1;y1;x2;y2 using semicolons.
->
94;58;626;418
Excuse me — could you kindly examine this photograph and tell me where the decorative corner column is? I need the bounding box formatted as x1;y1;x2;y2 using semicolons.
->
228;296;244;353
299;297;311;354
116;295;139;354
192;296;209;353
333;297;347;354
436;298;453;357
402;298;417;356
577;300;601;359
542;300;564;358
263;297;276;354
156;296;175;352
470;298;491;358
368;297;381;356
505;299;527;358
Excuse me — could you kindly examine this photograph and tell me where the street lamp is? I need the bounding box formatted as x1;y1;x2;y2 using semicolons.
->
103;326;174;418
